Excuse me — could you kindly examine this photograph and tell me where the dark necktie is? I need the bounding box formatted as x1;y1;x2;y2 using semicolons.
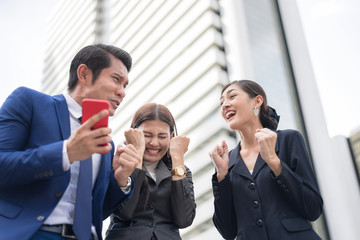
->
73;157;92;240
73;117;92;239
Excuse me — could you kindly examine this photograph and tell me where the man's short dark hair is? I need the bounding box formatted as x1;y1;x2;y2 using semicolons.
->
68;44;132;92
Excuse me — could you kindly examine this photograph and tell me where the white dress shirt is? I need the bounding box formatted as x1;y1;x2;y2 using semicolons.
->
44;92;102;239
143;161;159;181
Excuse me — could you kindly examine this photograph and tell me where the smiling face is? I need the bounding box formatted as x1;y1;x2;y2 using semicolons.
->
82;56;129;116
138;120;171;163
220;84;261;130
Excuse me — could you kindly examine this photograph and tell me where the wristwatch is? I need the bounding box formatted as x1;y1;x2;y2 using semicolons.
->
120;177;132;193
171;166;186;176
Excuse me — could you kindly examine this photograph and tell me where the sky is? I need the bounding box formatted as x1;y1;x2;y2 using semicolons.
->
0;0;59;104
0;0;359;138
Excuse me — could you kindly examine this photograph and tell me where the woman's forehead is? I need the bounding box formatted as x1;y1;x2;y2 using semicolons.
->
221;84;243;99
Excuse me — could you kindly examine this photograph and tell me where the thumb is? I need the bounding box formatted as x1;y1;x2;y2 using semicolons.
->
222;140;229;155
116;145;126;156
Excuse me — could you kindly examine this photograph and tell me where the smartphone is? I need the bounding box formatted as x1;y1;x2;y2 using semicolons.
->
82;99;110;129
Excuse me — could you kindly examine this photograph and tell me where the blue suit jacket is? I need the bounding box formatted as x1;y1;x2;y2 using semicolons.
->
212;129;323;240
0;87;132;240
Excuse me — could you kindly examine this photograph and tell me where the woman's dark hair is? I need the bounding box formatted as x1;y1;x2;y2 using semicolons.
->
131;103;177;167
221;80;280;130
68;43;132;92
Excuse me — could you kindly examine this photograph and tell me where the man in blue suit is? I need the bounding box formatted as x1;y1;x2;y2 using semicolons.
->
0;44;141;240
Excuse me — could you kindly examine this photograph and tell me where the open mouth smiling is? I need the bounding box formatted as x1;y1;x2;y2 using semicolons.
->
147;148;161;155
225;110;236;121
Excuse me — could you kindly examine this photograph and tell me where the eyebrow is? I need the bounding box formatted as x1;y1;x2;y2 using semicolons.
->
113;73;124;80
220;88;236;100
113;72;128;87
143;131;169;135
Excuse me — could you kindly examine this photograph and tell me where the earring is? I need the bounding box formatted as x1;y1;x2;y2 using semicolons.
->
253;106;259;116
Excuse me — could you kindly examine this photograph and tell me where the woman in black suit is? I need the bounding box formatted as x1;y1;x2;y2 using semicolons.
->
105;103;196;240
209;80;323;240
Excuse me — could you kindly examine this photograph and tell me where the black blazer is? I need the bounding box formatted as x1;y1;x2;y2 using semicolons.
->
105;160;196;240
212;129;323;240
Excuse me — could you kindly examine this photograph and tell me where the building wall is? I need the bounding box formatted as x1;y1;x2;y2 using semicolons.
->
42;0;99;95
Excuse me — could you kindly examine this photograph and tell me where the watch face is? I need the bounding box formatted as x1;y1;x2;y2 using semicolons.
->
177;167;184;175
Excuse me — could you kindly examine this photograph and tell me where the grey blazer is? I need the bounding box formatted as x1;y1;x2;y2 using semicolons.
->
105;160;196;240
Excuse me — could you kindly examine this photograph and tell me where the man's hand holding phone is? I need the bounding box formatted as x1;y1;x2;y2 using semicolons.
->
67;99;112;163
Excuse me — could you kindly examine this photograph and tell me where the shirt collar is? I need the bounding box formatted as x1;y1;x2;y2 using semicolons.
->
63;92;82;119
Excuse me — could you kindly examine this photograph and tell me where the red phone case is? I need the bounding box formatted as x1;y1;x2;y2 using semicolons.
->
82;99;110;129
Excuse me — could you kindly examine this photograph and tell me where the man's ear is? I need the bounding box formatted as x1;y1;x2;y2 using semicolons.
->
77;64;90;84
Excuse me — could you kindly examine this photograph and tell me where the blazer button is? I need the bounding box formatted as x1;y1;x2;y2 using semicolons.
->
148;222;155;228
54;191;63;198
256;219;263;227
253;201;259;208
213;186;218;191
249;182;256;190
36;215;45;222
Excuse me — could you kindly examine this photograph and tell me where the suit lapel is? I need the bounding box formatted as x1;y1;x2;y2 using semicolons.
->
53;94;70;139
252;154;266;178
230;142;253;180
155;160;171;185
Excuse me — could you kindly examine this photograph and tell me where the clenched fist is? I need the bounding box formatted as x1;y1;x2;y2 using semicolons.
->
255;128;282;176
113;144;141;187
169;136;190;165
209;140;229;182
124;128;145;168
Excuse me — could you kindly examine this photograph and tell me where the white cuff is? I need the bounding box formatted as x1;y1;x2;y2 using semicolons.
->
62;140;71;171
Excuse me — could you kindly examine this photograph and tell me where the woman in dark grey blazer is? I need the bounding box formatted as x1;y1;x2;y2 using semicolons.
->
209;80;323;240
105;103;196;240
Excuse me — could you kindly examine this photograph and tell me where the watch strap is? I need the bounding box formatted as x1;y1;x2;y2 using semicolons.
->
120;176;132;193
